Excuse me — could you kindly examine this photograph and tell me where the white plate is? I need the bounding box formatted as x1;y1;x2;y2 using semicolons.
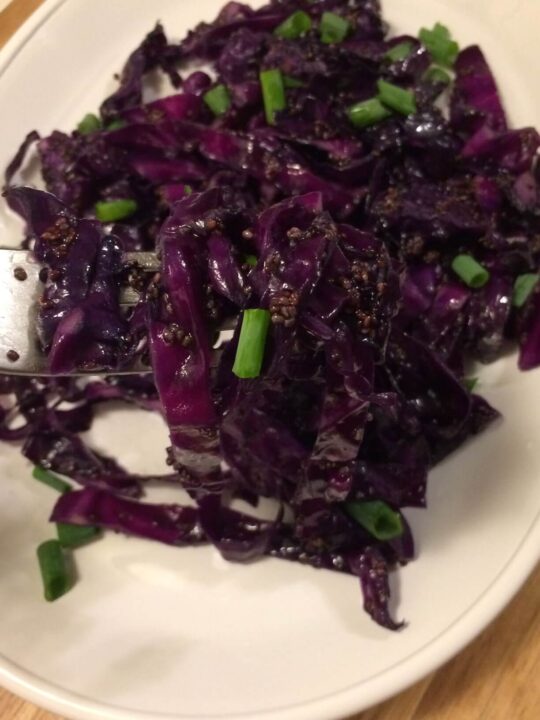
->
1;1;539;719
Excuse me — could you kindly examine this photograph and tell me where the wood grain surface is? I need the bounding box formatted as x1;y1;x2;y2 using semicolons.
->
0;1;539;719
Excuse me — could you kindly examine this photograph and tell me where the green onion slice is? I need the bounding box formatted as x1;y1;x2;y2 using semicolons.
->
56;523;100;549
243;254;258;267
463;377;478;392
384;41;413;62
283;75;305;89
32;466;71;494
512;273;539;308
345;500;404;541
451;254;490;289
37;540;72;602
320;12;350;45
274;10;312;39
423;66;452;85
377;79;417;115
203;84;231;116
95;199;138;223
419;22;459;68
107;119;126;131
233;309;271;379
77;113;102;135
260;69;286;125
348;98;392;128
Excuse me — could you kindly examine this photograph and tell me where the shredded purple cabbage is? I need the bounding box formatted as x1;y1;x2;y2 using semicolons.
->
3;0;540;629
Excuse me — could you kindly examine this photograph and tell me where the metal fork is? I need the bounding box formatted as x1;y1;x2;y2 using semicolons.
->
0;249;159;376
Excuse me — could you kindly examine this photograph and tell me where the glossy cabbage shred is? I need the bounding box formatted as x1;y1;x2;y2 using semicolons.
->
3;0;540;629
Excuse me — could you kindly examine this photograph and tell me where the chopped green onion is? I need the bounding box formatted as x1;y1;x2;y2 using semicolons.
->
451;254;490;289
419;23;459;68
107;119;126;131
203;84;231;116
347;98;392;128
345;501;404;541
95;199;138;223
464;377;478;392
512;274;539;308
283;75;305;89
232;309;271;379
423;66;452;85
384;41;413;62
244;254;258;267
77;113;102;135
56;523;100;549
377;79;417;115
320;11;350;44
184;184;193;195
274;10;312;39
37;540;72;602
32;466;71;494
260;69;286;125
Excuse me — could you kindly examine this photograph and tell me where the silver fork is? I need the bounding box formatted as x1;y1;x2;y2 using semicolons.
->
0;249;159;376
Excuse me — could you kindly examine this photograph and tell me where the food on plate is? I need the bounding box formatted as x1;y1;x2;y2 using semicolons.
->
2;0;540;628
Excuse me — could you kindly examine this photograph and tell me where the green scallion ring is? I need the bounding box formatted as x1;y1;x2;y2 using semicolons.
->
345;500;404;541
232;309;271;379
56;523;101;549
348;98;392;128
37;540;72;602
95;199;138;223
384;41;414;63
377;79;417;115
320;11;350;45
260;69;286;125
77;113;102;135
274;10;312;40
203;84;231;116
512;273;539;308
451;254;490;289
32;466;71;494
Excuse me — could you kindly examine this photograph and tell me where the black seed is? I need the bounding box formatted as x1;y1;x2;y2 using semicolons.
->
6;350;19;362
13;267;27;281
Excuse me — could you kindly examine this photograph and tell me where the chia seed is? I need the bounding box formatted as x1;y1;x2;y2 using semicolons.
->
13;267;27;281
287;227;302;242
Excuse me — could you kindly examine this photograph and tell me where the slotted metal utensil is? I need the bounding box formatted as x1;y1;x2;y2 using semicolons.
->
0;249;159;376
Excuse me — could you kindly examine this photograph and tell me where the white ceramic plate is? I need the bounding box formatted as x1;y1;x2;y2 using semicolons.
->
1;1;539;719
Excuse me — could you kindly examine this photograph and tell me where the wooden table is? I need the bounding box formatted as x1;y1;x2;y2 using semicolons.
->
0;1;539;718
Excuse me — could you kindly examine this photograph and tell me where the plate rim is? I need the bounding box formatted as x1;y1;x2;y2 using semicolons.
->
0;2;539;719
1;516;537;720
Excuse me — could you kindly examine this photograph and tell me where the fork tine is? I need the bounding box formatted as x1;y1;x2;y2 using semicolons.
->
0;249;44;375
120;251;160;307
